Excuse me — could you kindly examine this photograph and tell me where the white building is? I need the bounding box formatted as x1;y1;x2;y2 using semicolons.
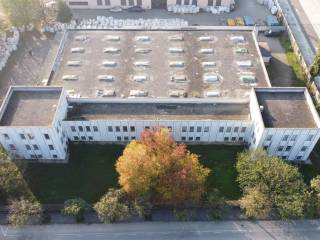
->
167;0;235;9
0;28;319;163
66;0;151;9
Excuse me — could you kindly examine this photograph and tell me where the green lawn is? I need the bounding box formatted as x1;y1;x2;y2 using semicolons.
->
23;144;243;203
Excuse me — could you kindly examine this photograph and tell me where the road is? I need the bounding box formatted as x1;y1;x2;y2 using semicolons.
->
1;220;320;240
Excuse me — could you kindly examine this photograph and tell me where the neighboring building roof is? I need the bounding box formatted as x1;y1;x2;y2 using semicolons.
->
255;88;318;128
66;100;251;121
0;87;62;127
50;29;269;99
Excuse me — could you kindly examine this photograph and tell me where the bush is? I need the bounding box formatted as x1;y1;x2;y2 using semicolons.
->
94;189;130;223
8;199;42;226
62;198;90;222
173;209;196;221
56;0;73;23
206;189;225;220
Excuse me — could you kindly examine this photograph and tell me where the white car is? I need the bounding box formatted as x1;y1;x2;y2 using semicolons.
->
109;6;123;12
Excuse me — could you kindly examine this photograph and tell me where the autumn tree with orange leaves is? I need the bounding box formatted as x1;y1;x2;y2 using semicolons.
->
115;128;210;206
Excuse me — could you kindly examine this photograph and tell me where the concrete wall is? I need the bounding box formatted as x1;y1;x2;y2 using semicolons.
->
67;0;151;9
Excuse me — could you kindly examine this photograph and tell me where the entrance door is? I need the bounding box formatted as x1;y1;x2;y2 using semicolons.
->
151;0;167;8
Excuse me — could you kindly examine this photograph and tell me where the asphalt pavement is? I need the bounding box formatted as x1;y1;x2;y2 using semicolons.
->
1;220;320;240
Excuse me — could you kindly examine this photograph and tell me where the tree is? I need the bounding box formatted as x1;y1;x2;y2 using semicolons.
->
116;128;210;206
310;47;320;77
8;199;42;226
0;147;33;203
56;0;72;23
62;198;90;222
239;187;272;219
206;189;225;219
236;149;307;219
94;189;130;223
0;0;43;27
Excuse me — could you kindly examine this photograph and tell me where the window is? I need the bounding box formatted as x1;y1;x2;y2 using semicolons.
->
27;133;34;140
307;135;314;141
192;0;197;5
37;155;43;159
184;0;190;5
204;126;210;132
224;137;229;141
53;155;58;159
33;145;39;150
208;0;214;6
88;136;93;140
131;136;136;140
93;126;98;132
30;154;36;158
128;0;134;6
282;135;289;141
239;137;244;141
86;126;91;132
219;127;224;133
81;136;86;140
277;146;284;152
181;136;186;141
108;126;113;132
301;146;308;152
241;127;246;133
189;127;194;132
197;126;202;132
234;127;239;133
97;0;102;5
231;137;236;141
226;127;231;133
74;136;79;140
176;0;182;4
3;134;9;140
253;138;256;144
78;126;84;132
105;0;110;5
123;126;128;132
124;136;129;141
137;0;142;6
71;126;76;132
44;134;50;140
130;126;135;132
266;135;272;141
20;134;26;140
9;144;15;150
188;137;193;141
263;145;268;151
291;135;297;141
196;137;201;141
145;126;150;130
121;0;126;6
182;126;187;132
117;136;122;141
25;144;31;150
49;145;54;150
168;126;172;132
296;156;302;160
285;146;292;151
116;126;120;132
69;1;89;5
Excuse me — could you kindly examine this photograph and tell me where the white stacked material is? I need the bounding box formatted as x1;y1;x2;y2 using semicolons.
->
167;5;200;14
41;22;67;33
0;28;20;71
257;0;278;15
205;6;230;14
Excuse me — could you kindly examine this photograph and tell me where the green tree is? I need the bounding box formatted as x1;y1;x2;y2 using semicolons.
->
310;47;320;77
116;128;210;206
0;0;43;27
206;189;225;219
56;0;72;23
94;189;130;223
62;198;90;222
236;149;307;219
0;147;33;203
8;199;42;226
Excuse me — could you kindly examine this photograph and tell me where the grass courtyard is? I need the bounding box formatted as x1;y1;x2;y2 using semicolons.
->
23;144;243;204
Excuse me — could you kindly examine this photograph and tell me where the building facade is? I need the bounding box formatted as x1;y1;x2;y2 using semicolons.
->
66;0;151;9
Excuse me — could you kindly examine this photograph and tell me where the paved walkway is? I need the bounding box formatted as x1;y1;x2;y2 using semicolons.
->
1;220;320;240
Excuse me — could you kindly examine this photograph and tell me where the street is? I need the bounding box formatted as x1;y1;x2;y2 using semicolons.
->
1;220;320;240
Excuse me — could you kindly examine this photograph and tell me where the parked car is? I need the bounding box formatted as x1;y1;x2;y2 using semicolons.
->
127;6;145;12
235;17;245;26
243;16;255;26
227;18;236;26
265;15;280;26
109;6;123;12
264;29;282;37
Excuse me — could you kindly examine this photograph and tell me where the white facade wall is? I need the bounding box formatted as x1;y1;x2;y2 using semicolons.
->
62;119;253;144
167;0;235;8
67;0;151;9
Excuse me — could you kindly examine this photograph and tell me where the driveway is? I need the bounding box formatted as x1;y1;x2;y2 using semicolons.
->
2;220;320;240
71;0;270;26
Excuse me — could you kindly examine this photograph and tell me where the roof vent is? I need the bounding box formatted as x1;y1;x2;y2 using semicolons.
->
206;91;221;97
199;48;214;54
97;75;114;82
230;36;245;42
96;89;116;97
136;36;151;42
168;90;187;98
106;35;120;41
169;61;185;68
129;90;148;97
235;47;248;54
171;75;188;83
102;61;117;67
134;61;150;67
67;61;81;67
203;74;220;83
168;35;184;41
103;48;120;54
74;35;88;41
240;75;256;83
237;60;252;67
71;47;85;53
169;47;185;53
199;36;213;41
135;48;152;54
202;61;216;68
62;75;79;81
133;75;148;82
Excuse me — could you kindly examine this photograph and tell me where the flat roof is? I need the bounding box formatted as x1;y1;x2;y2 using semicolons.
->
51;29;269;99
0;88;62;127
66;101;251;121
255;90;317;128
